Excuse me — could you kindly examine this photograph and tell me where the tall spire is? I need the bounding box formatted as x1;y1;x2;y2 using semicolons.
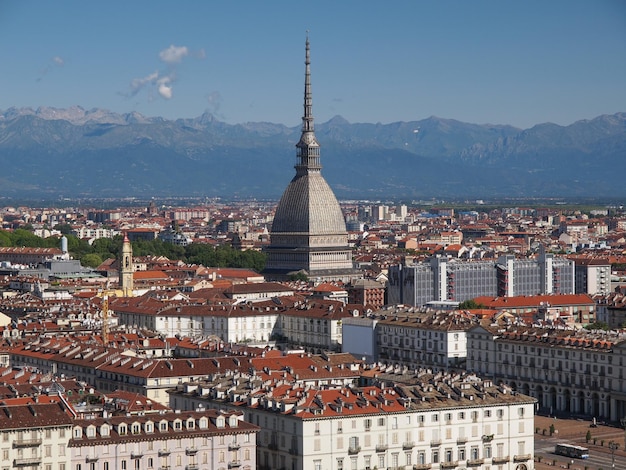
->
295;33;321;175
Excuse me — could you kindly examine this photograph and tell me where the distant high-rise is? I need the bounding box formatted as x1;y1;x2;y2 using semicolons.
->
388;249;575;306
264;36;358;282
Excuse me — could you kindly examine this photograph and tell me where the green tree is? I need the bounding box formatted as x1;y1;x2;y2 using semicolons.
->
81;253;104;268
54;223;74;235
584;321;610;331
11;228;45;247
0;231;12;247
288;272;309;282
458;299;486;309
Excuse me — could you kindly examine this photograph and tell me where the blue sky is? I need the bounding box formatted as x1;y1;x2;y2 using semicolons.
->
1;0;625;128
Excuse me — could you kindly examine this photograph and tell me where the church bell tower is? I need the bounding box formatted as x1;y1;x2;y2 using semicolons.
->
120;232;134;297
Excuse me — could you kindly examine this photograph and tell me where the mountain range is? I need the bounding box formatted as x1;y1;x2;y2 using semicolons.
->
1;106;624;201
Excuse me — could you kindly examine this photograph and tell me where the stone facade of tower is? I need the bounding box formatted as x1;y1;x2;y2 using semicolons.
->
120;232;134;296
264;37;359;282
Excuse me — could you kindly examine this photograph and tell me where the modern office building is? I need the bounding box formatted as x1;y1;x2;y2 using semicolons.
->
388;249;574;306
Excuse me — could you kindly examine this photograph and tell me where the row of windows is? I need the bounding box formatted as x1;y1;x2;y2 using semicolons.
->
74;416;240;439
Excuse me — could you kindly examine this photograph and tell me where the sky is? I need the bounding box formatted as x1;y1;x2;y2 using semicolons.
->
1;0;625;129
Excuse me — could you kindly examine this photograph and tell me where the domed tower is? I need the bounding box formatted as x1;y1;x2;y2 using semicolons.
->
264;36;358;282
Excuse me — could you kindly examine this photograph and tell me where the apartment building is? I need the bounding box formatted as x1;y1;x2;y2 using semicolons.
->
574;258;611;296
466;324;626;422
8;340;245;406
111;293;364;352
0;402;74;470
69;409;258;470
342;307;475;369
168;368;536;470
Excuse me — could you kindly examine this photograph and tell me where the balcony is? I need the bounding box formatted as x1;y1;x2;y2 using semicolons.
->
288;447;299;456
467;459;484;467
441;461;458;469
375;444;388;452
228;462;242;469
456;437;468;444
13;439;42;448
228;442;240;451
185;447;198;456
158;449;171;457
430;439;441;447
14;458;42;467
131;451;143;459
159;467;171;470
514;454;532;462
402;441;415;449
185;465;199;470
86;456;99;463
412;465;432;470
492;456;510;464
348;446;361;455
268;442;278;451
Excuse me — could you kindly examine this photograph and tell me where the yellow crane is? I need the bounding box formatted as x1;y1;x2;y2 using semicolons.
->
98;288;118;346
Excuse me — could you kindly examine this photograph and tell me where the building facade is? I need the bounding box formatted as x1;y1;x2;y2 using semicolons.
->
169;370;536;470
68;409;258;470
0;402;74;470
466;324;626;422
342;307;474;369
389;251;575;307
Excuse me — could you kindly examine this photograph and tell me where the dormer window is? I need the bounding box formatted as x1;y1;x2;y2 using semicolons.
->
118;424;127;435
216;416;225;429
173;420;182;431
159;421;168;432
145;422;154;434
73;427;83;439
86;425;96;438
132;423;140;434
186;419;195;430
101;424;110;437
229;416;238;428
199;418;208;429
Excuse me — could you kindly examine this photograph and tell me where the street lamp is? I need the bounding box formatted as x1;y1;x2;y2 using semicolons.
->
608;441;618;470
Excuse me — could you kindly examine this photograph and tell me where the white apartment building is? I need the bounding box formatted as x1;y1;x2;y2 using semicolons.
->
168;369;536;470
342;307;474;369
466;323;626;422
112;294;361;352
71;226;119;241
0;402;74;470
69;409;258;470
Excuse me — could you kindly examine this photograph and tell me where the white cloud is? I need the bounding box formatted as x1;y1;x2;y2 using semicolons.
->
157;76;173;99
37;55;66;81
159;45;189;64
130;71;159;96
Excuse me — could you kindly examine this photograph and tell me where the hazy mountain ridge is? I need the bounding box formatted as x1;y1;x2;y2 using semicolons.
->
0;107;624;200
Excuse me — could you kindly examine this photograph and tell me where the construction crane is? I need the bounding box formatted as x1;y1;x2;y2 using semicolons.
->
101;293;110;345
98;288;117;346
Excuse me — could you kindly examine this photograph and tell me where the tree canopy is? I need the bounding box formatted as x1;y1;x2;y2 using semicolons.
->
0;229;266;272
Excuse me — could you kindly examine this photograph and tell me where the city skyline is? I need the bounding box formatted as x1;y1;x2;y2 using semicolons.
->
1;0;625;129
